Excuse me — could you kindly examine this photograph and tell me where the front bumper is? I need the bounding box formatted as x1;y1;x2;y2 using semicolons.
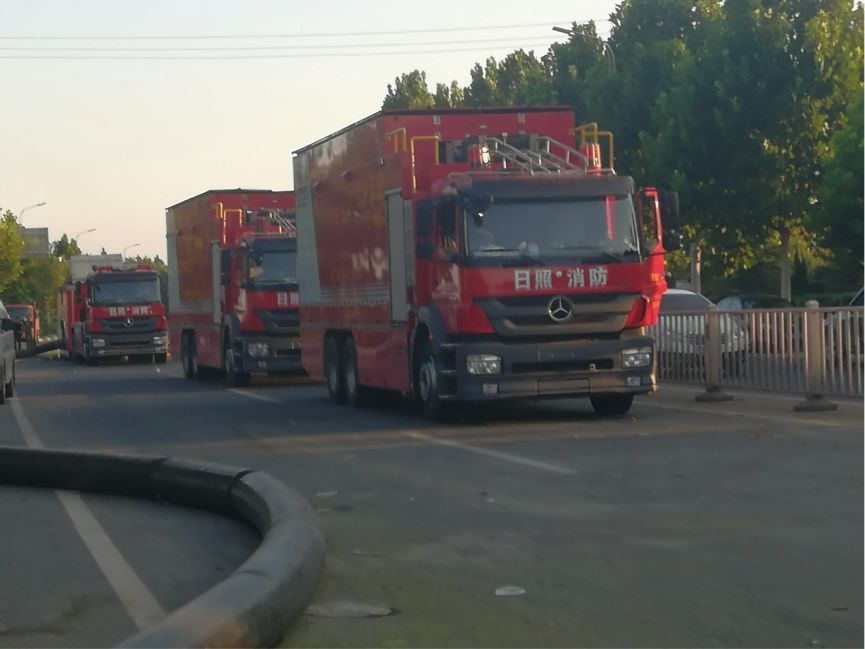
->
441;336;656;401
235;336;303;373
89;332;168;357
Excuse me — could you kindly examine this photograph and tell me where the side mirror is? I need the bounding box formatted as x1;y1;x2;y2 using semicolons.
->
416;241;434;260
1;318;16;332
460;191;493;219
658;190;680;230
662;231;684;252
416;200;434;238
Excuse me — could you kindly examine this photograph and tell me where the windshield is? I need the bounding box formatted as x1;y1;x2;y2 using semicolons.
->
660;292;714;313
92;276;161;306
463;196;640;265
6;306;30;320
248;249;298;286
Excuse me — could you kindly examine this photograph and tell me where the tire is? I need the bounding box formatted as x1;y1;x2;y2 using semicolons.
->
181;334;197;380
5;363;14;398
343;337;369;408
85;356;98;367
224;339;250;387
590;393;634;416
0;363;6;405
417;341;450;421
323;335;346;404
154;353;167;364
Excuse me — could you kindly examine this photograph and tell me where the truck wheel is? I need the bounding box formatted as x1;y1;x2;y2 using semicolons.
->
323;335;346;404
589;393;634;416
417;342;450;421
154;353;167;364
85;356;98;367
342;337;368;407
181;334;197;380
4;363;14;398
224;342;250;387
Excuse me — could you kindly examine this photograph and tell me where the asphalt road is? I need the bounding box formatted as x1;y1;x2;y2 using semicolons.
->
0;356;862;648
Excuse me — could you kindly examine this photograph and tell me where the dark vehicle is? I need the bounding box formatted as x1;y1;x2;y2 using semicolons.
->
656;289;746;376
716;294;793;310
718;293;798;353
0;300;17;404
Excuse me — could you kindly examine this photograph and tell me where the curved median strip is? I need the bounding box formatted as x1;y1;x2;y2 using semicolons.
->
0;446;325;648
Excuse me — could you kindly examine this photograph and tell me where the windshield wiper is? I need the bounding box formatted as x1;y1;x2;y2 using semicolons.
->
551;246;635;263
474;249;545;266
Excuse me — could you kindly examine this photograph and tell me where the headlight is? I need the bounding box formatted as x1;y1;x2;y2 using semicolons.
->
153;335;168;346
91;338;106;348
622;346;652;368
247;342;271;357
467;354;502;375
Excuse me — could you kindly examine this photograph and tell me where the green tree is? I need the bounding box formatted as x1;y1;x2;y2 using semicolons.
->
814;93;864;277
382;70;436;109
0;209;24;294
2;256;68;335
462;51;554;106
51;234;82;260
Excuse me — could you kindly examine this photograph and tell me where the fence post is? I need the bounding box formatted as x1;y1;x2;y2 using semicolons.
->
696;305;733;402
794;300;837;412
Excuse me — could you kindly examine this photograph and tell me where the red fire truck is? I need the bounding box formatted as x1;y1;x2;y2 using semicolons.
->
5;304;39;351
166;189;300;386
58;256;167;365
293;106;681;418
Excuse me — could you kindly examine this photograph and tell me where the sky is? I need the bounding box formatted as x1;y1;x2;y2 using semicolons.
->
1;0;619;260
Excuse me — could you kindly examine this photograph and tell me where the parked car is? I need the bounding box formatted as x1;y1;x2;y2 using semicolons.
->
825;288;864;366
0;300;18;404
716;294;793;310
717;293;799;353
655;289;747;376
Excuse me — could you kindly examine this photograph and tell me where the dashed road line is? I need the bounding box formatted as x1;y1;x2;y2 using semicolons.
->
227;388;279;403
404;430;576;475
637;400;859;430
9;396;167;629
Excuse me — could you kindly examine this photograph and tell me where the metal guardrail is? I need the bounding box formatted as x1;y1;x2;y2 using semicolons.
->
649;301;864;400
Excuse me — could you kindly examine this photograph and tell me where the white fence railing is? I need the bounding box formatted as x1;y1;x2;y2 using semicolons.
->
648;301;863;400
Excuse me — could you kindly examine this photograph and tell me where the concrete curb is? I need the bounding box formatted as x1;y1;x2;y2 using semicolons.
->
0;446;325;648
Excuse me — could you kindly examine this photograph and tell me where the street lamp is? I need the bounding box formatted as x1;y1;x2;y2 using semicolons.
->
122;243;141;258
74;228;96;240
552;26;615;71
19;201;47;224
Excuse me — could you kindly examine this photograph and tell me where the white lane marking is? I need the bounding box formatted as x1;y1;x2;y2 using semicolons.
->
9;397;166;629
227;388;278;403
404;431;576;475
638;400;859;430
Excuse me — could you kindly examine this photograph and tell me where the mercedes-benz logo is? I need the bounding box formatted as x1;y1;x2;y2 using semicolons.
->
547;295;574;323
124;318;134;328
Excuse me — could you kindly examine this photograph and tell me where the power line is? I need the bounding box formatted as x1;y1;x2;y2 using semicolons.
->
0;19;611;41
0;35;565;52
0;42;561;60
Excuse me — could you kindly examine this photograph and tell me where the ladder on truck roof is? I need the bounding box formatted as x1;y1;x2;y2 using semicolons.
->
479;135;591;175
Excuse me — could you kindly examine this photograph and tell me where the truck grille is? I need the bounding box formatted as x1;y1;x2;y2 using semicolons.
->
98;317;158;334
475;293;638;339
256;309;300;335
512;358;614;374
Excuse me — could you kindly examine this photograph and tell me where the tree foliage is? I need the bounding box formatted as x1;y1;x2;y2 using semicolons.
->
380;0;864;297
0;209;24;294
